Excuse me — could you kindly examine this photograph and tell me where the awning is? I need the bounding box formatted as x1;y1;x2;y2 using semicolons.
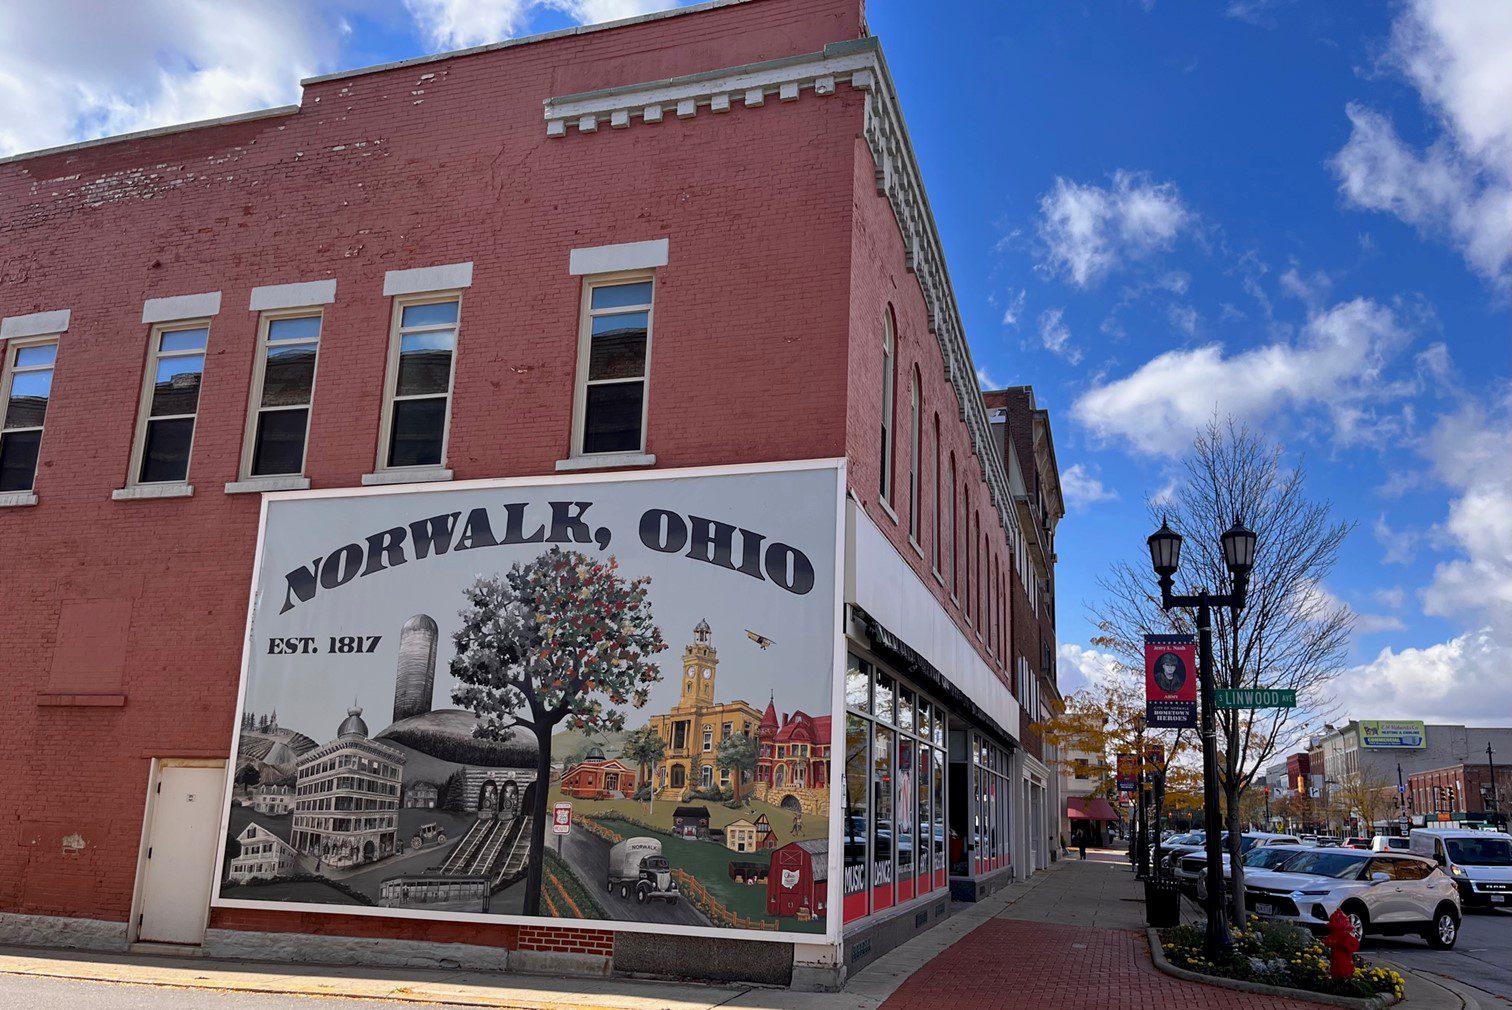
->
853;606;1018;752
1067;796;1120;821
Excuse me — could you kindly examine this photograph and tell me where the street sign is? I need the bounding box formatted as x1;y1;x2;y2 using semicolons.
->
1215;688;1297;709
552;801;573;835
1117;753;1138;792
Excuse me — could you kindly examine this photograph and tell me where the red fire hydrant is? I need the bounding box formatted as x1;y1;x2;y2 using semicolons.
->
1323;909;1360;979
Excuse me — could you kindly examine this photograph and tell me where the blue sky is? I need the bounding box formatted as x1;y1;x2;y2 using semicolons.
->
2;0;1507;725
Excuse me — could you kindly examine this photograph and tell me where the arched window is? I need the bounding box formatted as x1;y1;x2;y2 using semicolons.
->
880;309;896;505
948;453;958;598
908;366;922;542
932;414;942;572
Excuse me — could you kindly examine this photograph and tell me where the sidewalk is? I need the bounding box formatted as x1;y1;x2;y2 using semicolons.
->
0;865;1066;1010
0;853;1479;1009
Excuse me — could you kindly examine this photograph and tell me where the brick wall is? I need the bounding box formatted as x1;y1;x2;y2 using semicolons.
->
0;0;868;940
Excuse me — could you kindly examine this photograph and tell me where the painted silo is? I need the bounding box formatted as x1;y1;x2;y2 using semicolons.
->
392;614;438;723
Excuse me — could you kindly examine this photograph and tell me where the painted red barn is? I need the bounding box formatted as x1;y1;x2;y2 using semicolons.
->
766;839;828;920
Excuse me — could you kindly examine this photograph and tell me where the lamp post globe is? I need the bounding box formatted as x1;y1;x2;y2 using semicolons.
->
1221;518;1257;578
1147;520;1183;578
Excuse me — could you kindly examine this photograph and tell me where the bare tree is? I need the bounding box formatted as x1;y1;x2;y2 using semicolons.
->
1091;418;1353;927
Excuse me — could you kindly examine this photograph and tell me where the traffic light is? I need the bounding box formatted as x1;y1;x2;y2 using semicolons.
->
1447;784;1458;810
1433;785;1443;809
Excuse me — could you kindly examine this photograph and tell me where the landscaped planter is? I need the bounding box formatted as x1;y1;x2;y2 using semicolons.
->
1148;923;1403;1009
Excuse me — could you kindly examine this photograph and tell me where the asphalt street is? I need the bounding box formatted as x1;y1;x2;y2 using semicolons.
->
1372;905;1512;1001
556;826;713;927
0;974;447;1009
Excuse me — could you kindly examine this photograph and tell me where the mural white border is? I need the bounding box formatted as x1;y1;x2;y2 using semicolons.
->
211;457;849;946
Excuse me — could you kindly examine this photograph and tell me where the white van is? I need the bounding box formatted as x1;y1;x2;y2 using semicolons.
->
1409;828;1512;908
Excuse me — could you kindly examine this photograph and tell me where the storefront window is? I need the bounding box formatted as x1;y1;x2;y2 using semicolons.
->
845;655;871;712
844;714;870;922
917;745;932;882
931;750;945;882
899;689;914;733
897;737;915;900
873;724;895;910
875;675;895;725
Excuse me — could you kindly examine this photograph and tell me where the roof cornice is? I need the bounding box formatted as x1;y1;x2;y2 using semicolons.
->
543;37;1023;543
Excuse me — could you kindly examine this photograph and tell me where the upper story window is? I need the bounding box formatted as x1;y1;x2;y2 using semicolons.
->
931;415;942;573
0;338;57;492
948;453;958;600
879;309;896;505
380;297;460;470
573;277;653;455
908;366;921;543
132;323;209;485
244;312;321;477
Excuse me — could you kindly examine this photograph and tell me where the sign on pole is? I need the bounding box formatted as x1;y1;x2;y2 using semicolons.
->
552;801;573;835
1117;753;1138;792
1144;634;1197;728
1143;744;1165;782
1214;688;1297;709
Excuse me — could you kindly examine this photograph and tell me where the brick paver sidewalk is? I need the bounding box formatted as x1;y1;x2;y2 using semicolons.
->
878;918;1326;1010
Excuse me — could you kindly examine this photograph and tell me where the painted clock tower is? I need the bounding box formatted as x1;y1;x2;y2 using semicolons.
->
680;618;718;707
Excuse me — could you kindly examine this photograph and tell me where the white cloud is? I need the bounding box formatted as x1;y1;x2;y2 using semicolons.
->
1167;303;1198;336
1036;171;1193;287
1037;308;1082;364
0;0;686;159
404;0;675;49
976;366;1000;390
1374;514;1415;565
404;0;533;48
1001;289;1027;327
1331;0;1512;282
1072;297;1408;455
1373;586;1408;610
1338;389;1512;726
1059;464;1119;511
1342;627;1511;726
1057;643;1124;696
0;0;340;158
1419;391;1512;622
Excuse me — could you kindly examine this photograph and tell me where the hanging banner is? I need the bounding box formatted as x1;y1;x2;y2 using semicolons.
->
1144;634;1197;729
1142;744;1165;782
1116;753;1138;792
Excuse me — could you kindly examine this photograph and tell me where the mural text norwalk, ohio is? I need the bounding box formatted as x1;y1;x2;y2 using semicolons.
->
216;462;844;942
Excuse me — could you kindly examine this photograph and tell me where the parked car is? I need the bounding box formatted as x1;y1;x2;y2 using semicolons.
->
1371;835;1411;852
1408;828;1512;909
1174;833;1302;892
1156;831;1208;872
1194;843;1312;903
1344;837;1372;849
1243;849;1461;948
1313;836;1342;847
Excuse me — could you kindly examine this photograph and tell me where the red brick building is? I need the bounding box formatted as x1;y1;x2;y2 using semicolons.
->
0;0;1061;989
1409;764;1512;822
985;387;1065;870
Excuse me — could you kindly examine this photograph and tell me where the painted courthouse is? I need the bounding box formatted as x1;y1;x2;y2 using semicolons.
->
0;0;1063;990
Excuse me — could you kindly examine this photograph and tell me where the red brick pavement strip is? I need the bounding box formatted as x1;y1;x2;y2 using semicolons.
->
879;918;1331;1010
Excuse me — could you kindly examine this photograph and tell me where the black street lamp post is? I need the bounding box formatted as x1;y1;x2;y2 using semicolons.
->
1147;517;1257;957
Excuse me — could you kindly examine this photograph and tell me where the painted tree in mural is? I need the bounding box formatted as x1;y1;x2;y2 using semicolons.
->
451;546;666;916
716;731;759;806
620;725;666;814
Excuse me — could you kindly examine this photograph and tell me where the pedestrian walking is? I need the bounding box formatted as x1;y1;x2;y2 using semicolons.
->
1078;838;1087;860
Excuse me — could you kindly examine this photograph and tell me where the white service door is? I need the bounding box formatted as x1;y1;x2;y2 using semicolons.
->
137;764;225;944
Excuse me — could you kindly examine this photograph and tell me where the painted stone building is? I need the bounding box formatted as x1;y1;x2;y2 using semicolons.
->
645;621;760;796
225;824;299;883
0;0;1065;990
756;702;832;814
289;707;405;868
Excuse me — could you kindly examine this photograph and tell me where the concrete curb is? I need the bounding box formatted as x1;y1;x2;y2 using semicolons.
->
1145;927;1401;1010
1376;959;1487;1010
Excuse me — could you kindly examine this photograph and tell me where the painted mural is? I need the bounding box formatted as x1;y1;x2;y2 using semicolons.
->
217;463;841;939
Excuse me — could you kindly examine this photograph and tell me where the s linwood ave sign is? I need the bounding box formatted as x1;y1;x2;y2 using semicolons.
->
1214;689;1297;709
215;460;846;944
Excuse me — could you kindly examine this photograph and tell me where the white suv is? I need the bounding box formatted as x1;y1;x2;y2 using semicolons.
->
1244;849;1461;949
1175;833;1301;894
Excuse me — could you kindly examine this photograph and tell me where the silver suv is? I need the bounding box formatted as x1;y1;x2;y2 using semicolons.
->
1244;849;1461;949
